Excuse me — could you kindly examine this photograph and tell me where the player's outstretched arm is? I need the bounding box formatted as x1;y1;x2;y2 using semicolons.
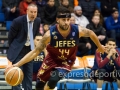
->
14;31;50;67
78;26;105;53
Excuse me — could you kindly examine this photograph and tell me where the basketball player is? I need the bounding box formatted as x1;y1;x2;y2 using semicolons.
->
91;38;120;89
13;7;105;90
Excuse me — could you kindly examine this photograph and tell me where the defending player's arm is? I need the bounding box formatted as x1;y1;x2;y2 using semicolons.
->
78;26;105;53
14;31;50;67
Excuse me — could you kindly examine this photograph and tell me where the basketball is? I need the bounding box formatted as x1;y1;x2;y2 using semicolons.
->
4;67;24;86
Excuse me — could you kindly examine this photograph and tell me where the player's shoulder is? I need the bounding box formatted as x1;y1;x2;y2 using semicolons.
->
71;24;78;28
71;24;80;32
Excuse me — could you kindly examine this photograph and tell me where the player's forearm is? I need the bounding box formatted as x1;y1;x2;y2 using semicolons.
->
89;31;102;48
16;41;46;67
97;58;109;68
16;49;40;67
96;52;109;68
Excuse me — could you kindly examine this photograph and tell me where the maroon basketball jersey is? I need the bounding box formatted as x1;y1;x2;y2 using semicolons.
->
47;24;79;64
37;24;79;82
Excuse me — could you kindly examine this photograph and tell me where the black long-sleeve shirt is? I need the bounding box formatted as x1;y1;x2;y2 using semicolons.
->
2;0;20;8
101;0;118;17
86;22;106;36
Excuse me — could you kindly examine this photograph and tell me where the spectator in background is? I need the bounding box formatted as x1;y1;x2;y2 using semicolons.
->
93;9;104;26
59;0;74;8
105;9;120;47
91;38;120;89
36;0;46;18
71;6;89;28
39;24;49;35
60;0;74;13
68;0;74;8
70;14;91;57
39;24;44;35
43;24;49;33
40;0;57;25
70;16;76;24
54;0;61;8
19;0;35;16
7;4;41;90
77;37;91;57
87;15;106;54
2;0;20;20
101;0;118;19
79;0;98;21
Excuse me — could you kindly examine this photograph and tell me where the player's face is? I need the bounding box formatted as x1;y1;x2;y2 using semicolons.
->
34;36;42;47
106;41;116;51
58;18;71;31
27;6;37;21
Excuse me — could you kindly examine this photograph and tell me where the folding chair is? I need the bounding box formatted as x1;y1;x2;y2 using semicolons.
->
6;21;12;30
0;13;5;22
0;0;2;13
96;1;101;10
118;2;120;15
102;81;118;90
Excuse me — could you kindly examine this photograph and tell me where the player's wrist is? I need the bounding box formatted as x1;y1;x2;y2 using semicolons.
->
107;54;112;59
13;63;19;67
112;55;116;60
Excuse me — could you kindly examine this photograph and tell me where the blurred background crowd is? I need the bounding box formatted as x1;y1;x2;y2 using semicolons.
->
0;0;120;56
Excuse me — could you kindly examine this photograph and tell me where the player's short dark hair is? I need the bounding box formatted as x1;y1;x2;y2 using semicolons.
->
57;6;71;17
106;38;116;43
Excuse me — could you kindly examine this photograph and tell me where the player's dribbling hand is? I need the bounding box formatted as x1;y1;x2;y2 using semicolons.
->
5;60;12;69
4;64;13;75
97;45;106;54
